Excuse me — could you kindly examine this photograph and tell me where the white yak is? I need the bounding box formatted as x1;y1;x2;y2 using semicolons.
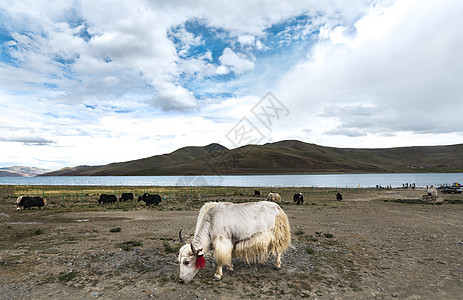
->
178;201;291;283
266;192;281;202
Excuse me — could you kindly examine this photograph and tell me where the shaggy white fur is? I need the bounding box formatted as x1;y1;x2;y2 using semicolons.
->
266;192;281;202
179;201;292;282
232;209;291;264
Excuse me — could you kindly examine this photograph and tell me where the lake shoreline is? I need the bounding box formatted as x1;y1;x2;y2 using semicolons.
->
1;173;462;188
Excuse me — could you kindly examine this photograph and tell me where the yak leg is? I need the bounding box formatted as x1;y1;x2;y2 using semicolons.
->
214;264;223;281
213;236;233;280
214;261;233;280
227;262;234;271
274;252;282;270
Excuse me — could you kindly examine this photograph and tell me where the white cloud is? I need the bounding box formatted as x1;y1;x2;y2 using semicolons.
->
325;127;367;137
238;35;255;46
1;0;462;170
177;52;217;80
328;26;350;45
155;83;197;112
274;0;463;147
171;26;203;57
216;65;230;75
219;48;255;74
0;134;55;145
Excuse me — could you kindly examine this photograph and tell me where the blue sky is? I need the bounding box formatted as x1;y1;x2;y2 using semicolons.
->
1;0;462;170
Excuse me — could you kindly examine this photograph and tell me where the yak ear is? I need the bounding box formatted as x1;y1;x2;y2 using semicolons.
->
179;229;186;245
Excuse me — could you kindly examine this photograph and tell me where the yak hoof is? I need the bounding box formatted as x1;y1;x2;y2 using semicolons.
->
274;266;281;270
213;275;222;281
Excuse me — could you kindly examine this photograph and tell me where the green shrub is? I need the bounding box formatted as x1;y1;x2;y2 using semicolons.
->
163;241;180;253
58;271;79;283
116;240;142;251
131;240;142;247
305;247;315;255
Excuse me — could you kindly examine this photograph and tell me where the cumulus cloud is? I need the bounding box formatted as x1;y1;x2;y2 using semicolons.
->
0;0;367;107
237;35;256;46
1;0;462;169
171;26;204;57
275;0;463;142
155;83;197;112
216;65;230;75
177;52;217;80
219;48;255;74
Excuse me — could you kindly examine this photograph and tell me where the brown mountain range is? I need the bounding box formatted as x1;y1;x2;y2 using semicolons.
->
0;166;52;177
40;140;463;176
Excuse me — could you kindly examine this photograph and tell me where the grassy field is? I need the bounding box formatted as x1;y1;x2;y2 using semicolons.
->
4;185;372;212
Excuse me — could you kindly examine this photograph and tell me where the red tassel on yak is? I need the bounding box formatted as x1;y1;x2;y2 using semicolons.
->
195;255;206;269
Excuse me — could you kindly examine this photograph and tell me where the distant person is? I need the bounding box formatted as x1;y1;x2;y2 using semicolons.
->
336;192;343;201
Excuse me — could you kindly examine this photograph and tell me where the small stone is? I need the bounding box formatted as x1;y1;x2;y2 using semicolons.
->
287;268;297;274
42;247;60;254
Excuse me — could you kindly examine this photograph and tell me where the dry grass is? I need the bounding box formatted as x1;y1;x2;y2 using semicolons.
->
3;185;371;213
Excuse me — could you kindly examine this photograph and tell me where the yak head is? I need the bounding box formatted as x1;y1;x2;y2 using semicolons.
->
138;193;149;202
178;230;205;284
15;196;22;211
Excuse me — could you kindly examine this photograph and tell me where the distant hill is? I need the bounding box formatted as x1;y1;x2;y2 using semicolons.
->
40;140;463;176
0;166;52;177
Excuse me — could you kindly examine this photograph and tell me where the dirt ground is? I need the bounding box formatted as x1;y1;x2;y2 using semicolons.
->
1;187;462;299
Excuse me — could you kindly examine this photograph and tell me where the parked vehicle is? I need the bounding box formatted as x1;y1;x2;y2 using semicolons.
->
440;187;462;194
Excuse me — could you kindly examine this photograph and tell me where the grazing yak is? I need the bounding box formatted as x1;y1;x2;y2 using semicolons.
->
254;190;261;197
178;201;291;283
138;193;162;206
119;192;134;201
336;192;343;201
293;193;304;205
427;185;438;196
266;192;281;202
15;196;46;211
98;194;117;204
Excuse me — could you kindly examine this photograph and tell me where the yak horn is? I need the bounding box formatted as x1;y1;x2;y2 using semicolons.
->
179;229;186;245
190;242;196;255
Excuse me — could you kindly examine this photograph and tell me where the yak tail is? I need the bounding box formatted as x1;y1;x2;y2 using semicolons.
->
269;209;291;255
43;198;47;206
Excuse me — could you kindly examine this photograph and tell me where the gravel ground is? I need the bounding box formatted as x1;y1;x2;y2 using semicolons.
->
1;187;463;299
